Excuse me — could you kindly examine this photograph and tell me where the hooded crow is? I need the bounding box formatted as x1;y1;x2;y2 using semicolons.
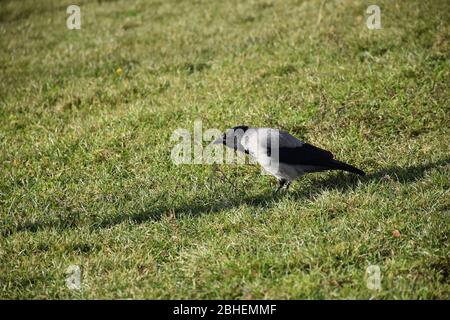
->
214;126;365;191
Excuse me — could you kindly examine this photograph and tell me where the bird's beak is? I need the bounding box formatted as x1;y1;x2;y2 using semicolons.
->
212;136;223;145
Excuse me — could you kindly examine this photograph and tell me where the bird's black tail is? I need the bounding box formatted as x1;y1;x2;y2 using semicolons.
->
327;159;365;176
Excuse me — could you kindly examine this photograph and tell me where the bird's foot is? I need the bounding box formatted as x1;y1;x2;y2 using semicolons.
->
275;179;291;194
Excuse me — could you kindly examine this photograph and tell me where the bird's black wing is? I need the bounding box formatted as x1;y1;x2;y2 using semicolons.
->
273;143;365;175
275;143;334;166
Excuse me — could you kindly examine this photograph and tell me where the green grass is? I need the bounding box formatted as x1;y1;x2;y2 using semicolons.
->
0;0;449;299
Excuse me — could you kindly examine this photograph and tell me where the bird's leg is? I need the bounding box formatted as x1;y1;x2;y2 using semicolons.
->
275;179;287;193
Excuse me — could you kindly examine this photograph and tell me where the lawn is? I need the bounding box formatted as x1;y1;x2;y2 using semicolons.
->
0;0;449;299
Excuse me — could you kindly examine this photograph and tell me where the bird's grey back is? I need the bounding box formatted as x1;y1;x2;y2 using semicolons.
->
241;128;304;154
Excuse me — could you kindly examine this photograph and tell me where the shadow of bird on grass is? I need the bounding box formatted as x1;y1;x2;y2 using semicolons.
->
90;157;450;229
5;157;449;237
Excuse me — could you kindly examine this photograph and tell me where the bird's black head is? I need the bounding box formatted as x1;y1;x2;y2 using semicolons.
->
214;125;249;150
